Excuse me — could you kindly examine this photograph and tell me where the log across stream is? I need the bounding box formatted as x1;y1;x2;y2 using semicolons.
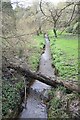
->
18;34;56;118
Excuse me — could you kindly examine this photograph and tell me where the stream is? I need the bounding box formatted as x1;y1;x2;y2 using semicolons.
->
19;35;55;118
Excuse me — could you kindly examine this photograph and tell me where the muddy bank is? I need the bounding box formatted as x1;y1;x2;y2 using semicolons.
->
19;35;56;118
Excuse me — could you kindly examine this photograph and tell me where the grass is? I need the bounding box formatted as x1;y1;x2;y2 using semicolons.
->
26;34;45;71
49;30;78;81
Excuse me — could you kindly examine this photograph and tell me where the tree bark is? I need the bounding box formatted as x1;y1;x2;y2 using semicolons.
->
36;31;39;36
8;63;80;94
39;26;42;34
53;23;57;38
53;28;57;38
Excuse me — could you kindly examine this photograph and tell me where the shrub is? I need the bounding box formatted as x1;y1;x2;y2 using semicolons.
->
66;26;73;33
72;22;80;34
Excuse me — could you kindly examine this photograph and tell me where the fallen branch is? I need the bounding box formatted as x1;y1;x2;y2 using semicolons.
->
8;62;80;94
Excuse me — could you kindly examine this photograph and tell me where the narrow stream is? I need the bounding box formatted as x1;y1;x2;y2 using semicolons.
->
19;35;55;118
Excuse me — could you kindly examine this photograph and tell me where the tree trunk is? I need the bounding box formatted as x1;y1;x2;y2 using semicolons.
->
53;22;57;38
39;26;42;34
53;28;57;38
8;62;80;94
36;31;39;36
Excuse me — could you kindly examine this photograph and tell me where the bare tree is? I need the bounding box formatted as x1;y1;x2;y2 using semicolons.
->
40;0;77;37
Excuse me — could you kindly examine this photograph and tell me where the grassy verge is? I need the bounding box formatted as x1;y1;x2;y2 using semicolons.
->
47;30;79;119
26;34;45;71
49;30;78;81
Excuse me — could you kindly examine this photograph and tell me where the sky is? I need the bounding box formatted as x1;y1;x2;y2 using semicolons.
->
10;0;67;9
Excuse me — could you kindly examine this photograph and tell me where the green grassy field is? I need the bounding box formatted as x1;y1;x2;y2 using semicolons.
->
49;30;78;81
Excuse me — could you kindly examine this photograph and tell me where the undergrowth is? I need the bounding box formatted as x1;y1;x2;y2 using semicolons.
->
26;34;44;71
48;87;79;119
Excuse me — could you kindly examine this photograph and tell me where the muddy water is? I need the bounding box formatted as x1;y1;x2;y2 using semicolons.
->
19;36;55;118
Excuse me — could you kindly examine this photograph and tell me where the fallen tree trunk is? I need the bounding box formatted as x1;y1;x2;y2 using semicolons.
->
8;63;80;94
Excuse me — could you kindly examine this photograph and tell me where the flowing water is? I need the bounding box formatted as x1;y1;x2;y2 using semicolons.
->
19;36;55;118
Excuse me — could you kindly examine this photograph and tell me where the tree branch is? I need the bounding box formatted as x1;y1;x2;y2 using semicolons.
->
40;0;53;23
67;4;76;25
58;2;74;16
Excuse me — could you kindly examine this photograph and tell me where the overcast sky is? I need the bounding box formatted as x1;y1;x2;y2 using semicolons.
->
10;0;67;9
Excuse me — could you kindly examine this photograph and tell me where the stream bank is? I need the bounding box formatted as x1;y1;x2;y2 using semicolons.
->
19;34;56;118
